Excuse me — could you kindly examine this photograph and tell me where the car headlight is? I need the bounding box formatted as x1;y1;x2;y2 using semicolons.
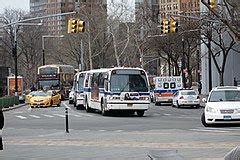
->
206;106;218;113
234;108;240;113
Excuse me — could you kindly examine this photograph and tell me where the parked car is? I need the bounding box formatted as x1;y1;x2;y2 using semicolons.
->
201;86;240;127
68;88;74;104
29;90;61;108
172;89;200;108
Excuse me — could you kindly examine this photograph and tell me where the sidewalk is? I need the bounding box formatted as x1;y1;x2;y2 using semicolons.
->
2;103;26;112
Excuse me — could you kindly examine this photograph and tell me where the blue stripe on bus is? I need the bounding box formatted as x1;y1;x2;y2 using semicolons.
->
83;87;149;96
154;89;178;94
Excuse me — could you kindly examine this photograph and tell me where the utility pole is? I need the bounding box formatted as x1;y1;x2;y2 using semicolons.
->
13;26;18;96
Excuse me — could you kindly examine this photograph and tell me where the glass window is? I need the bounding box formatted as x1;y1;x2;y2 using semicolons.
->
209;90;240;102
110;74;148;92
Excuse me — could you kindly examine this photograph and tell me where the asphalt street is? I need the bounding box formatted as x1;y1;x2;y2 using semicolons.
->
1;102;240;159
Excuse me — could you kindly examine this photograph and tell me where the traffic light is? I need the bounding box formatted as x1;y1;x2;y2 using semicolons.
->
169;19;178;33
208;0;216;9
67;18;78;33
160;19;170;34
77;20;85;32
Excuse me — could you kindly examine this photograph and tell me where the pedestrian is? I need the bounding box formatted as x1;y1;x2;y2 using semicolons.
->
0;108;4;150
198;81;202;95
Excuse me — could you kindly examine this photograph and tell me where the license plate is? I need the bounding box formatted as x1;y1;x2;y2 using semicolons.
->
127;103;133;107
223;115;232;120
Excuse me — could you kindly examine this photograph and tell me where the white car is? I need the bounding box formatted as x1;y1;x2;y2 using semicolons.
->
172;89;200;108
201;86;240;127
68;89;74;104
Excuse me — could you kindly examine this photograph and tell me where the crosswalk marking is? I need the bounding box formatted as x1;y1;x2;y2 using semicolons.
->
29;114;40;119
16;115;27;120
70;114;82;117
53;114;65;118
42;114;54;118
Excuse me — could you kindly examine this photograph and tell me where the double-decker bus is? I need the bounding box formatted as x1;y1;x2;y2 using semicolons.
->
37;64;75;99
83;67;150;116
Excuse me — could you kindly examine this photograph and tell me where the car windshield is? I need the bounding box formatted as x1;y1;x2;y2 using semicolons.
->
33;91;50;97
209;90;240;102
181;91;196;95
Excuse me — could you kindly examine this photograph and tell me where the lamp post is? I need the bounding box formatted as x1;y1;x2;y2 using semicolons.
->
42;35;64;65
12;22;42;96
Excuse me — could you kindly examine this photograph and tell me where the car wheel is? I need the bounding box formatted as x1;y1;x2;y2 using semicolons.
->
31;106;34;108
57;102;61;107
137;111;144;117
201;113;211;127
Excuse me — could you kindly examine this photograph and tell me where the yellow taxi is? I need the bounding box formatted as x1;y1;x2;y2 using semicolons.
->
25;91;38;104
29;90;61;108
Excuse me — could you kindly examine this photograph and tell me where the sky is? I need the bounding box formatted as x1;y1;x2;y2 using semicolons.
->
0;0;29;14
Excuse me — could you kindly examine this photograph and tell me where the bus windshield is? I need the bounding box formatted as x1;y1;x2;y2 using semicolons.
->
38;80;60;90
78;76;85;91
110;74;148;92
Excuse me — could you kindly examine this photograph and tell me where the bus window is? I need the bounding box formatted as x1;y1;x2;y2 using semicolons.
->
91;73;99;100
170;82;176;89
163;82;169;89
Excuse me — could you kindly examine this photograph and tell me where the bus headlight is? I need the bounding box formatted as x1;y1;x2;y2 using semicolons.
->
109;96;120;100
139;97;149;100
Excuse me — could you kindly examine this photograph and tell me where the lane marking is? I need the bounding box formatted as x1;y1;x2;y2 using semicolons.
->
196;127;240;131
190;129;229;133
16;115;27;120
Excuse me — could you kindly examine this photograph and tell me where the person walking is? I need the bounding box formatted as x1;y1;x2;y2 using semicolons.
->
0;108;4;150
198;81;202;95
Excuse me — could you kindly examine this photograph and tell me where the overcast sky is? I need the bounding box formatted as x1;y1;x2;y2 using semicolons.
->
0;0;29;14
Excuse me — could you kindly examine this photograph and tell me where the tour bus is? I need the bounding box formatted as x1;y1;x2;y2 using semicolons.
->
72;71;88;110
37;64;75;99
83;67;150;116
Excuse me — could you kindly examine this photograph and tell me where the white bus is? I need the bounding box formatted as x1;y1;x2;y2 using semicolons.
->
83;67;150;116
73;71;88;110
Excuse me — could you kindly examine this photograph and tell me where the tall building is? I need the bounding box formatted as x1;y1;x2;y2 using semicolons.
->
30;0;75;34
159;0;180;21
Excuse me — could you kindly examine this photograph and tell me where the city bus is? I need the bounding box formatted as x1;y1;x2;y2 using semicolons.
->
72;71;88;110
83;67;150;116
37;64;75;99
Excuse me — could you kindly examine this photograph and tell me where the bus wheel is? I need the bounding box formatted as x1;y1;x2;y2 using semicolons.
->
101;103;108;116
85;100;91;113
137;111;144;117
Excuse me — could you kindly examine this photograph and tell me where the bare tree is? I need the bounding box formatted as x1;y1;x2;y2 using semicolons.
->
201;0;240;41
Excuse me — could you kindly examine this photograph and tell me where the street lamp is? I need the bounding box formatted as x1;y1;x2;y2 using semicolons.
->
42;35;64;65
12;22;42;96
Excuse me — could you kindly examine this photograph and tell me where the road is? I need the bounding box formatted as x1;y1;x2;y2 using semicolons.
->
1;102;240;159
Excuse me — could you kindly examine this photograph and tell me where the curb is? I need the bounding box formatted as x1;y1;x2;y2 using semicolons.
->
2;103;27;112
